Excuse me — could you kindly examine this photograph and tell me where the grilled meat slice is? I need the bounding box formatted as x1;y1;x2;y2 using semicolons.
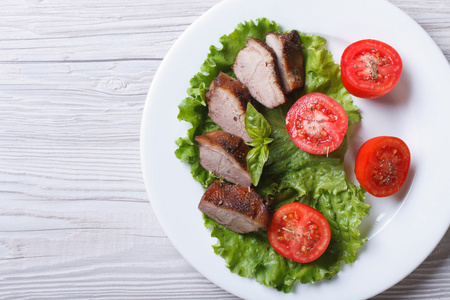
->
198;180;272;234
206;72;252;142
195;130;252;187
265;30;305;94
232;38;287;109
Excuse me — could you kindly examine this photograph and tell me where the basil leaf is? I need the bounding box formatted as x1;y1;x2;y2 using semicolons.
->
245;102;271;139
245;137;263;148
246;144;269;186
262;137;274;145
244;103;274;186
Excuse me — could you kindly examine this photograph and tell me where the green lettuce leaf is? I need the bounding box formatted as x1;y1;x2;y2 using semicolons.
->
175;18;370;292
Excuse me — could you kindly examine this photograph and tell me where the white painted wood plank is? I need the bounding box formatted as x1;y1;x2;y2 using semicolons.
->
0;0;219;61
0;0;448;299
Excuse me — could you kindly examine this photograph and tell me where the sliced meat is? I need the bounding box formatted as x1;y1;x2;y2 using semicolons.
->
207;71;234;88
232;38;287;109
195;130;252;187
199;180;272;234
206;72;252;142
265;30;305;94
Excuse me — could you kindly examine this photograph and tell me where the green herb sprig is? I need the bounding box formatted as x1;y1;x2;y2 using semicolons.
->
244;103;273;186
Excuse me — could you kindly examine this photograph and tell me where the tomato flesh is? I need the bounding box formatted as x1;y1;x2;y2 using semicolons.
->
268;202;331;263
341;39;402;98
285;92;348;155
355;136;411;197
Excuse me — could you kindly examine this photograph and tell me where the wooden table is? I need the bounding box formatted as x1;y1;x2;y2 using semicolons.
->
1;0;449;299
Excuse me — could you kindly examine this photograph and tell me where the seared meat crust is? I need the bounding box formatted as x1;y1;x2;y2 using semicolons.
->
198;180;272;234
265;30;305;94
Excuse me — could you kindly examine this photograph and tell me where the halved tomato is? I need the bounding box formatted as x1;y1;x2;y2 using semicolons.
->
341;39;402;98
268;202;331;263
355;136;411;197
285;92;348;155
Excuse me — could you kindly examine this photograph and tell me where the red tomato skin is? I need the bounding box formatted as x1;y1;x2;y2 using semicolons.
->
268;202;331;264
285;92;348;155
341;39;402;99
355;136;411;197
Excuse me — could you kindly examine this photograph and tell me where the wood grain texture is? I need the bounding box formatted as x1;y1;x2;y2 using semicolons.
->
0;0;448;299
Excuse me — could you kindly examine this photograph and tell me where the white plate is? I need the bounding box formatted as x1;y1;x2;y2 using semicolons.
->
140;0;450;299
